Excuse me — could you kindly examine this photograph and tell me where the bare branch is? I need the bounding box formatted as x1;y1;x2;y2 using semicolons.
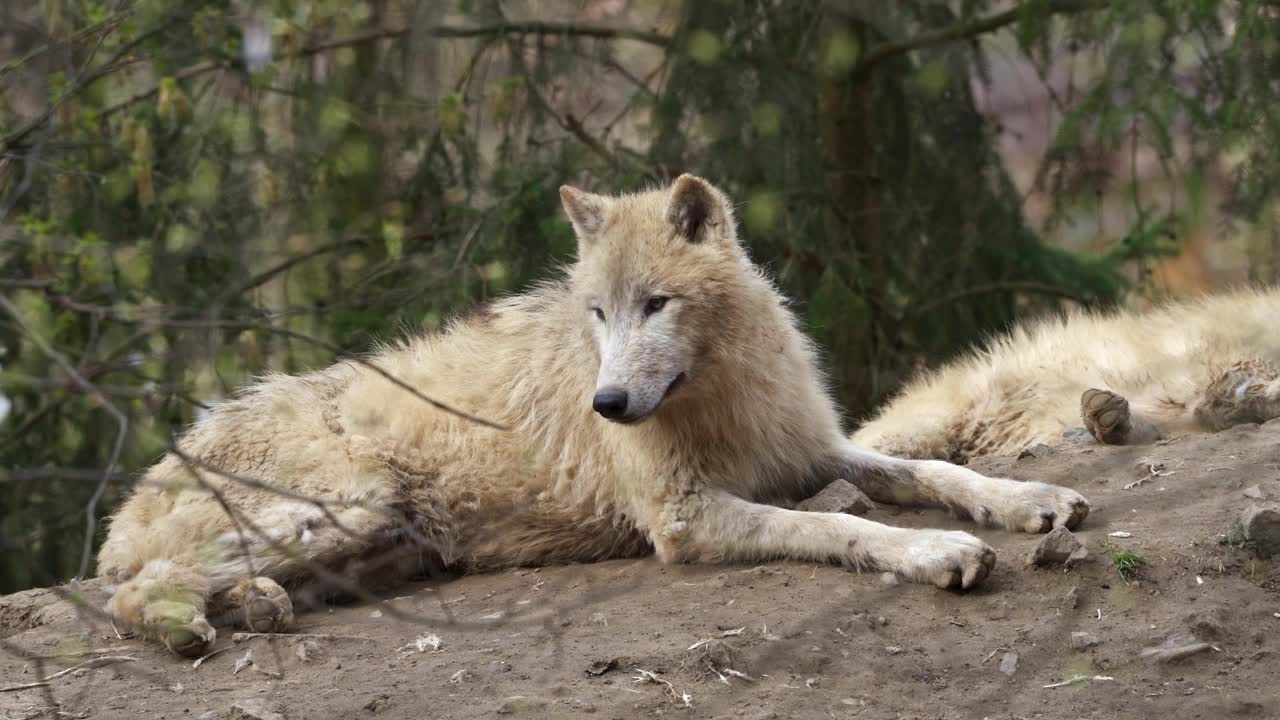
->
0;294;128;578
854;0;1107;76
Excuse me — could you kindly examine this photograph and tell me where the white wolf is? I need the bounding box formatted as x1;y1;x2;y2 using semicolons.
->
852;287;1280;462
96;175;1088;657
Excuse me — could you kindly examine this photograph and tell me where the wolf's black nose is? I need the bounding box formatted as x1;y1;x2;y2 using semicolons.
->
592;388;629;419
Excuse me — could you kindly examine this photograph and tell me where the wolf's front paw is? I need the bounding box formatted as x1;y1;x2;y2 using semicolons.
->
889;529;996;590
972;481;1089;534
144;600;216;657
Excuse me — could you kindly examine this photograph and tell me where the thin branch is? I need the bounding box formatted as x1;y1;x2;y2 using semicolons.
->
506;37;659;180
98;22;670;119
429;20;670;47
854;0;1108;76
0;294;128;578
905;281;1097;318
212;236;373;306
3;468;132;484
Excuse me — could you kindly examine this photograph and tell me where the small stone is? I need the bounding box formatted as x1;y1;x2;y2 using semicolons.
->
1027;527;1089;567
363;695;390;714
293;640;320;663
986;599;1010;620
585;658;616;676
998;652;1019;675
1071;631;1101;650
884;646;902;655
1244;485;1267;500
1060;427;1094;445
1063;586;1080;610
1018;444;1055;460
229;700;285;720
1242;503;1280;558
879;572;899;587
496;697;549;714
876;616;888;626
795;479;875;516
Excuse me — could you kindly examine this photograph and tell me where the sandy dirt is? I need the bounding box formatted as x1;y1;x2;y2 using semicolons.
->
3;421;1279;720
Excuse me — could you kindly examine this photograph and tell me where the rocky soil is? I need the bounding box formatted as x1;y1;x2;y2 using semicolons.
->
3;421;1280;720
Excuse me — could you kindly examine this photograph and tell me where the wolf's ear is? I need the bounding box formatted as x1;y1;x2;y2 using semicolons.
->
560;185;610;241
666;174;728;244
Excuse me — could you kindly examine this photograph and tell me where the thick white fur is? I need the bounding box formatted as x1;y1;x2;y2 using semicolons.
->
96;174;1087;657
853;287;1280;461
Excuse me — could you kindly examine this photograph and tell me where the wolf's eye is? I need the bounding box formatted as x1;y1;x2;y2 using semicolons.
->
644;296;669;316
592;307;606;322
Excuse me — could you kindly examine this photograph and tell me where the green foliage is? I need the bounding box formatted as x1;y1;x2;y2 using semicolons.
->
2;0;1278;593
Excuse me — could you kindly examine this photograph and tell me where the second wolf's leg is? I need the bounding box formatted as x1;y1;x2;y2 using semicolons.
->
1080;388;1162;445
655;488;996;589
218;577;294;633
1192;359;1280;430
1081;360;1280;444
826;441;1090;534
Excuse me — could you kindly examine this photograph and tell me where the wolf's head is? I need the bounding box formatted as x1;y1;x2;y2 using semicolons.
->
560;173;749;425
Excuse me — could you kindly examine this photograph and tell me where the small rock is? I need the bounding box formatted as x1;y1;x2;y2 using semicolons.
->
876;616;888;627
985;600;1010;620
879;572;899;587
293;640;320;663
363;695;390;714
1018;444;1055;460
1060;427;1094;444
1244;485;1267;500
1063;586;1080;610
1027;527;1089;567
229;700;285;720
795;479;875;515
1242;503;1280;557
585;658;616;676
998;652;1019;675
496;697;549;715
488;660;514;675
1070;631;1101;650
884;646;902;655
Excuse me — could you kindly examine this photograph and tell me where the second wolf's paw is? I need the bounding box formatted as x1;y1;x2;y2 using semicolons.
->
973;481;1090;534
1081;388;1131;444
229;577;294;633
889;529;996;590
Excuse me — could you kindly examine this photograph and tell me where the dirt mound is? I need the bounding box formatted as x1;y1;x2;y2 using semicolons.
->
3;422;1279;719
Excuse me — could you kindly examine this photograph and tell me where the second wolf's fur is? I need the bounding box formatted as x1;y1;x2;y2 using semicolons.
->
853;288;1280;462
96;175;1088;658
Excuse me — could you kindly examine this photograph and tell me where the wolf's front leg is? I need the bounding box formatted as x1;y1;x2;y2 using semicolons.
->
651;489;995;589
831;441;1090;533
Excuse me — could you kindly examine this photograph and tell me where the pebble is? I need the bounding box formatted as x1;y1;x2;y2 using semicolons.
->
229;700;286;720
998;652;1019;675
1027;527;1089;567
1242;503;1280;557
1071;631;1101;650
1017;444;1055;460
795;479;875;515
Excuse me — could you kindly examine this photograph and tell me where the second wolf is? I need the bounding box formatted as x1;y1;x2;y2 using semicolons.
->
97;175;1088;657
854;287;1280;462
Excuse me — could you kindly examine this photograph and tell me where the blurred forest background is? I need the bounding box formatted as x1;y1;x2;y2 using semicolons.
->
3;0;1280;593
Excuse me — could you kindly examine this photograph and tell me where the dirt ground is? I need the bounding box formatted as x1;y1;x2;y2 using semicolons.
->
3;421;1279;720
